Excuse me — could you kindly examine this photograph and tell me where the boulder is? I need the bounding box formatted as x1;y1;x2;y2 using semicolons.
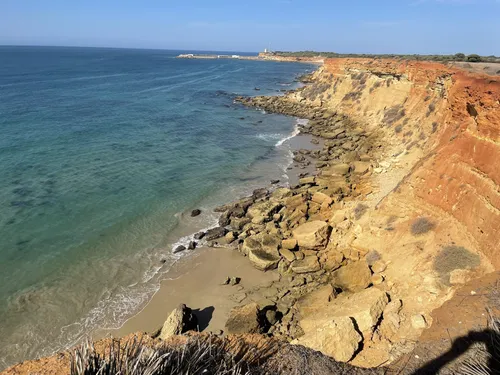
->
247;200;282;224
378;299;402;340
371;260;387;274
351;161;371;175
159;304;198;340
332;288;389;333
188;241;197;250
299;176;316;186
291;256;321;274
279;248;296;262
326;163;350;176
292;316;361;362
224;231;236;244
193;232;205;240
296;284;336;316
332;260;372;292
311;192;333;205
204;227;228;241
411;314;428;330
242;232;282;271
329;210;348;226
230;217;251;231
173;245;186;254
281;238;298;250
225;302;262;334
190;209;201;217
292;221;331;249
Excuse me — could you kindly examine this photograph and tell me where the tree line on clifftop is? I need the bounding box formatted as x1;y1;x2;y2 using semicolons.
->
273;51;497;63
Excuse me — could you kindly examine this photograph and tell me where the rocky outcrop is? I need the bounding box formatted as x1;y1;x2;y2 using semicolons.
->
159;304;198;340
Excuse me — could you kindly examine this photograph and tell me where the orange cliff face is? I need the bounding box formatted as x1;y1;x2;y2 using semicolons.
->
302;58;500;268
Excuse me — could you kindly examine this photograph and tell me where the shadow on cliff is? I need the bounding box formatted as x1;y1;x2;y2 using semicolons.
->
406;328;500;374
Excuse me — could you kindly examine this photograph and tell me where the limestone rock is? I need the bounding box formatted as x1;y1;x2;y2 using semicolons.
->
225;302;262;334
329;210;348;226
281;238;298;250
351;161;371;175
159;304;198;340
371;274;384;285
292;221;331;249
312;192;333;205
300;288;388;335
247;200;282;224
279;248;296;262
299;176;316;186
332;260;372;292
323;163;350;177
243;232;281;271
292;316;362;362
291;256;321;274
371;260;387;274
225;231;236;244
204;227;228;241
378;299;403;340
322;250;344;271
411;314;427;330
296;284;336;316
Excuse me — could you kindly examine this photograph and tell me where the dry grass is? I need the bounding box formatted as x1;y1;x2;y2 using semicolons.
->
354;204;369;220
383;105;405;125
434;245;480;285
365;250;381;266
70;335;269;375
411;217;435;235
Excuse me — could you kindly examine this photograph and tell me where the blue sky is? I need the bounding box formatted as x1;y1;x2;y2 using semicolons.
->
1;0;499;54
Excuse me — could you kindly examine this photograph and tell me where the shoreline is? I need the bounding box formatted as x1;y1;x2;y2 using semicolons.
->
99;128;324;339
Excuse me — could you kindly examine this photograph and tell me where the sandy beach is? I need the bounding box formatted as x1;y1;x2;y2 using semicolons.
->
98;132;322;339
106;246;279;337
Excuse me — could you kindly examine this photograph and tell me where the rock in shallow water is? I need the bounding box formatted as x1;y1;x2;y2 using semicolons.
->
190;209;201;217
204;227;228;241
193;231;205;240
173;245;186;254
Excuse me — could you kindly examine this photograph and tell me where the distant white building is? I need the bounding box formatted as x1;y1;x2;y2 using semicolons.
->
232;55;240;59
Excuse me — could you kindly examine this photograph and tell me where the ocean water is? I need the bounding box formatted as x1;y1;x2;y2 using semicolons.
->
0;46;314;368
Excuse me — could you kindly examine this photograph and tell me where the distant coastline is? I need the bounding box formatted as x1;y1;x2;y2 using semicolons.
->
177;51;324;64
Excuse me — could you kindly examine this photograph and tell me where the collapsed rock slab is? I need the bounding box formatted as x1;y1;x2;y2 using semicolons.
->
296;284;336;317
225;302;262;334
291;256;321;273
303;288;389;334
242;232;282;271
247;200;282;224
204;227;228;241
159;304;198;340
292;221;331;249
292;316;362;362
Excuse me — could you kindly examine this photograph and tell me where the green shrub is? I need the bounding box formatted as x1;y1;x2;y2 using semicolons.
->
467;54;482;63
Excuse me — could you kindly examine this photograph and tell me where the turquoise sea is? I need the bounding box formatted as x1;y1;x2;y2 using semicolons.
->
0;46;313;367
